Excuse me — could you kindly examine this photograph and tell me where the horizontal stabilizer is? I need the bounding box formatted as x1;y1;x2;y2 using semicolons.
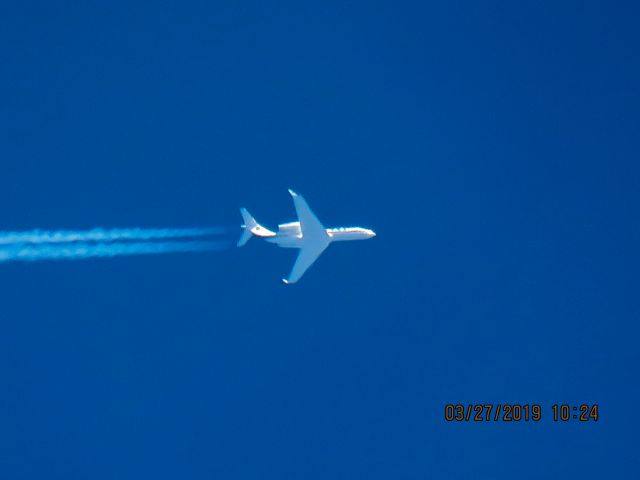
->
237;208;276;247
237;228;252;247
237;208;255;247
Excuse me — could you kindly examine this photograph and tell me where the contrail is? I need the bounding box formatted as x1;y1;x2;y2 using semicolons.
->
0;241;228;263
0;227;225;246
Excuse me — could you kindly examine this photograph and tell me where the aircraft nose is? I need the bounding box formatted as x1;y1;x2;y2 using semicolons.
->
369;230;376;238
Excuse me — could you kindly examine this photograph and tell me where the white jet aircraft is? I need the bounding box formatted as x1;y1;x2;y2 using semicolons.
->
237;189;376;284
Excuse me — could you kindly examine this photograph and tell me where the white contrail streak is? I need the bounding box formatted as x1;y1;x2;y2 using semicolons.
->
0;241;227;263
0;227;225;246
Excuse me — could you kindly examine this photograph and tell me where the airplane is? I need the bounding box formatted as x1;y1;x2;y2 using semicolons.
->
237;189;376;284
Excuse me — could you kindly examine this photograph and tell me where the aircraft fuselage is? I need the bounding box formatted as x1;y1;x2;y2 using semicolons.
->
265;222;375;248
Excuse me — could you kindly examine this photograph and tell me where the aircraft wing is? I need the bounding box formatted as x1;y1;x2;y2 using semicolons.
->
288;189;328;241
283;240;330;284
283;189;330;284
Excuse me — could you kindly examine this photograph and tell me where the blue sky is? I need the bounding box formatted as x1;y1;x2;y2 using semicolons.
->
0;1;638;478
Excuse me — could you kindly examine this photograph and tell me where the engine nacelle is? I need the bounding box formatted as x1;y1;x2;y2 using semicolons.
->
277;221;302;237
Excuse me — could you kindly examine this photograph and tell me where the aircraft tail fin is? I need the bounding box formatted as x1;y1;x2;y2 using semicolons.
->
237;208;276;247
237;229;252;247
238;208;256;247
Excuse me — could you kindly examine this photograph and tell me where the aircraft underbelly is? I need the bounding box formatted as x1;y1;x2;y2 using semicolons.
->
268;222;304;248
274;235;302;248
